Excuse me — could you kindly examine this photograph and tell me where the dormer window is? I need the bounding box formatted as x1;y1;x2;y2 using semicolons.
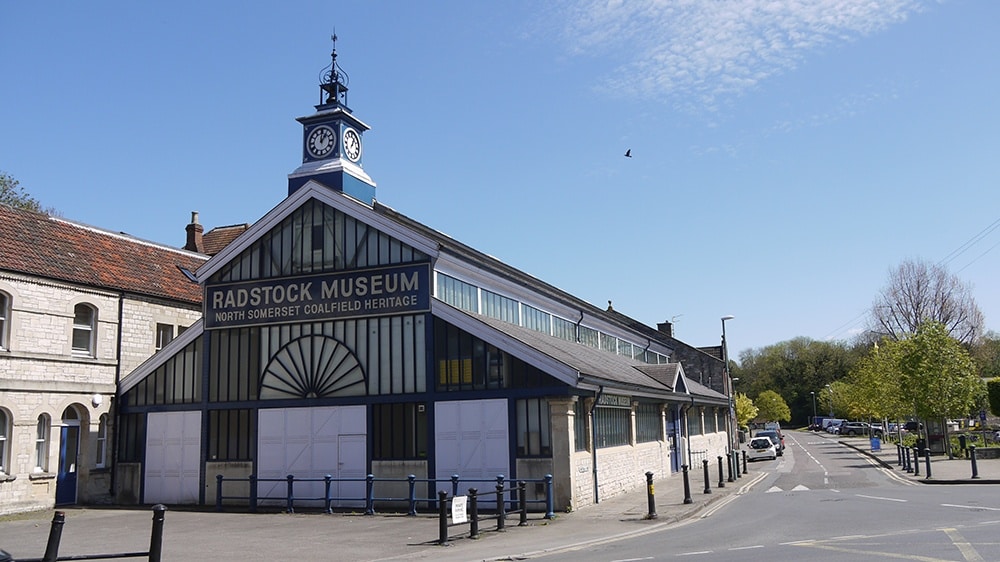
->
72;304;96;356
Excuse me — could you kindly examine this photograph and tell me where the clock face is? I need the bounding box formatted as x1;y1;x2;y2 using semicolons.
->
307;125;336;159
343;128;362;162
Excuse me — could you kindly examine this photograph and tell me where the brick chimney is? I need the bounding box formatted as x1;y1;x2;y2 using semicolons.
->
184;211;204;253
656;321;674;338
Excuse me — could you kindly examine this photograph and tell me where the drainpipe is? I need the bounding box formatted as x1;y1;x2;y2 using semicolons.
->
109;293;124;496
574;311;584;343
681;396;696;469
590;385;604;504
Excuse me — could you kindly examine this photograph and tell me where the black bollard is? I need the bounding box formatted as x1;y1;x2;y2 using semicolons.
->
469;488;480;539
645;471;658;519
149;504;167;562
912;448;920;476
924;449;932;480
904;447;912;473
518;481;528;526
42;511;66;562
682;464;693;504
496;482;506;531
742;450;748;474
896;443;902;466
702;459;712;494
438;490;449;545
717;456;725;488
727;452;735;483
970;445;980;479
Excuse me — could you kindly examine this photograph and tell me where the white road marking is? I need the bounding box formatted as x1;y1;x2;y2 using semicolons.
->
675;551;712;556
766;486;782;493
942;503;1000;511
856;494;907;503
791;484;810;491
728;545;764;551
610;557;654;562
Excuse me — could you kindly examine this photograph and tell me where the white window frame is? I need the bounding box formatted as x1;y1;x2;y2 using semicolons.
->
0;409;9;474
35;414;50;472
72;303;96;356
155;323;174;351
95;414;109;468
0;291;9;351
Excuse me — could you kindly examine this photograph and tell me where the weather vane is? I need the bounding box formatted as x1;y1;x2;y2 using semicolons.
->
319;30;350;108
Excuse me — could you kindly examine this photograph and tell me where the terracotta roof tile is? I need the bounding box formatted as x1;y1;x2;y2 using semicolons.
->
0;205;206;305
202;224;248;256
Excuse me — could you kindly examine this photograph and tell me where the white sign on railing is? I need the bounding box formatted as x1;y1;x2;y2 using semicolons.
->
452;495;468;524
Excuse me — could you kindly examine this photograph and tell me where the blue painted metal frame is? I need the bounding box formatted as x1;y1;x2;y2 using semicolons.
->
215;472;555;519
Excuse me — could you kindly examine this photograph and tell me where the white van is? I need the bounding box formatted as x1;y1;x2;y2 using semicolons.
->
823;419;845;433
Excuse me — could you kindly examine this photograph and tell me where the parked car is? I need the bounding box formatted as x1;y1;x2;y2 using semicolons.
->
903;420;923;432
755;429;784;456
839;422;883;437
746;436;777;461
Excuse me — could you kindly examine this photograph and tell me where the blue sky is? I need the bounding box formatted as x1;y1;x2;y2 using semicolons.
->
3;1;998;358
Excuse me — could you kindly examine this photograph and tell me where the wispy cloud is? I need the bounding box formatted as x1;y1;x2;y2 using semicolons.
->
548;0;929;108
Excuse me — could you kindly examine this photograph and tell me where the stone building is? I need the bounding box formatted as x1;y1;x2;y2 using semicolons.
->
0;204;206;515
114;42;733;512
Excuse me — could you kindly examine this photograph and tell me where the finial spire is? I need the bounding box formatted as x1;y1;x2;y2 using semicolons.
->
319;32;350;109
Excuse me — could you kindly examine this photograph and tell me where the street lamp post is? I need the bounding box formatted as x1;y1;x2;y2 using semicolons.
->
721;315;736;452
826;384;834;417
810;391;817;428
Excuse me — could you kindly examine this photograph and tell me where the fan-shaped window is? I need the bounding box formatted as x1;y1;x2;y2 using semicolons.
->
0;291;9;350
72;304;96;356
260;335;365;399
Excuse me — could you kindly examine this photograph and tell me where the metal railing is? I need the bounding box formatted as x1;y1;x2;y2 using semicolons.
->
215;473;555;518
14;505;166;562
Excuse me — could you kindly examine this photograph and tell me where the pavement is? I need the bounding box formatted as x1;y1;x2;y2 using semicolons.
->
1;431;996;562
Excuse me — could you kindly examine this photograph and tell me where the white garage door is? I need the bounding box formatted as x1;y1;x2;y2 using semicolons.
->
258;405;366;508
144;411;201;505
435;399;509;501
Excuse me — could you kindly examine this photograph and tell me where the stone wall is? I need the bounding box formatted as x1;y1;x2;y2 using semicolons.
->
0;272;200;515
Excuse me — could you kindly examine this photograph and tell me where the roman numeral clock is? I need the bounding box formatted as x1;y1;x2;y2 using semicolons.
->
288;35;376;202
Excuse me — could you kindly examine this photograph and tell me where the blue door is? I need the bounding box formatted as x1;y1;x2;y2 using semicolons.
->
55;424;79;505
667;409;681;473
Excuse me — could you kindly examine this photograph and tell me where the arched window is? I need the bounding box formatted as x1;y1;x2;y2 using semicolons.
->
72;304;96;356
0;409;10;474
35;414;50;472
0;291;10;351
95;414;109;468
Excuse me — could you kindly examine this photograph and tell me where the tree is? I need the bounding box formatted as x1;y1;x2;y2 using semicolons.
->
970;332;1000;380
868;259;984;345
0;172;42;212
734;338;862;425
845;340;910;421
734;392;758;430
817;380;852;418
987;379;1000;417
755;390;791;422
899;321;984;422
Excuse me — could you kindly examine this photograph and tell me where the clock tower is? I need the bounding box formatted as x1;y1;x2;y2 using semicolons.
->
288;35;375;202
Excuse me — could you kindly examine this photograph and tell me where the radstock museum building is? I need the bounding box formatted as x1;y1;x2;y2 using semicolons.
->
113;42;732;513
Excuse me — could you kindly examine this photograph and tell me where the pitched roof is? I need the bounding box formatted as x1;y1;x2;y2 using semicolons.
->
0;204;206;305
202;223;249;256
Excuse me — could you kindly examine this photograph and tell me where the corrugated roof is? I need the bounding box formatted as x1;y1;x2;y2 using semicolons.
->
0;205;206;305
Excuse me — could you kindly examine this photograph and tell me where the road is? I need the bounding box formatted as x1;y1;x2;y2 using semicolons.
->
536;430;1000;561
